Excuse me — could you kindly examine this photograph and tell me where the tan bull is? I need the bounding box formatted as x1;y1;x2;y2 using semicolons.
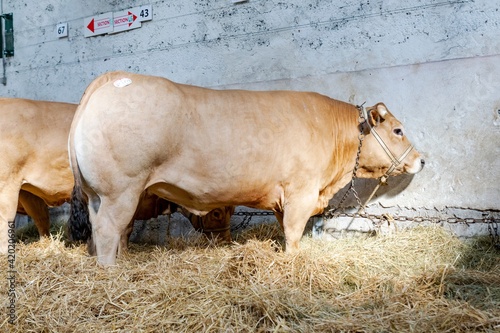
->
0;98;231;254
68;71;424;266
0;98;76;253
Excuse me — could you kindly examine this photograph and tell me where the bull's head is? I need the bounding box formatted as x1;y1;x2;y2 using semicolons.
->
357;103;425;179
188;206;234;243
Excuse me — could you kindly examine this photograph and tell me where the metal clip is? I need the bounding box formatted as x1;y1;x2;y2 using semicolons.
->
379;175;389;186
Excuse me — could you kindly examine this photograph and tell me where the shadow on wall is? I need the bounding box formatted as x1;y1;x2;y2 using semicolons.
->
328;173;416;209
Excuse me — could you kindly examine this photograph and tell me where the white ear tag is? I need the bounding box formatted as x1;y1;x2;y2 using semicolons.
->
114;78;132;88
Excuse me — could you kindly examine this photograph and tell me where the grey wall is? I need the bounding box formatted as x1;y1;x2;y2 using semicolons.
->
3;0;499;237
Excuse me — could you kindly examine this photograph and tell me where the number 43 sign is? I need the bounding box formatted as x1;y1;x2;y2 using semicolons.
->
59;4;153;38
138;5;152;21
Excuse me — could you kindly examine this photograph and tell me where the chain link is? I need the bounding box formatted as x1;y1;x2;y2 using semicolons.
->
231;210;276;232
231;209;500;249
322;209;500;249
323;211;498;225
487;219;500;250
233;211;276;216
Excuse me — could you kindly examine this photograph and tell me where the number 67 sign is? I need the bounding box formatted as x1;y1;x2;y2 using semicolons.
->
56;22;68;38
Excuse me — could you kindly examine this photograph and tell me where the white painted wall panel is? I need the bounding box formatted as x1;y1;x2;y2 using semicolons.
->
2;0;499;236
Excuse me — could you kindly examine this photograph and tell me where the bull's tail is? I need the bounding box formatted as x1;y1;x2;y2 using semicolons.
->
67;183;91;242
66;97;91;242
66;71;118;243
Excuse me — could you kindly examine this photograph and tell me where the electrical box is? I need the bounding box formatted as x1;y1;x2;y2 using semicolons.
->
1;13;14;57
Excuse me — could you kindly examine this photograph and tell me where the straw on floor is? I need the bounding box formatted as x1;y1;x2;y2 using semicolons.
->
1;223;499;332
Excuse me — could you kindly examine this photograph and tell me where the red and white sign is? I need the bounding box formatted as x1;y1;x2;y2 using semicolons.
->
84;5;153;38
112;10;141;33
84;12;113;37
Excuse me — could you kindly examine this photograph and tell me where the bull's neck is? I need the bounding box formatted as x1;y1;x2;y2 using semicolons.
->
322;103;362;195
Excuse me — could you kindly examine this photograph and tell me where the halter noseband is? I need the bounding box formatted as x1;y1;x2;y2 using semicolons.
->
359;105;415;182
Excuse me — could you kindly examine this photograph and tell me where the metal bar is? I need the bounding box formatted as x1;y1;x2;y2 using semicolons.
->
1;13;6;85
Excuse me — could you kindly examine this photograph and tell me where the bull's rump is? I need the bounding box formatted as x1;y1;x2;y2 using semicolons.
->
74;72;357;213
0;98;76;204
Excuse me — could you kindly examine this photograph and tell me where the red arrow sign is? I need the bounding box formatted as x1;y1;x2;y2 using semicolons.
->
84;9;142;38
114;12;137;27
87;18;95;33
128;11;137;26
84;13;113;37
112;9;141;33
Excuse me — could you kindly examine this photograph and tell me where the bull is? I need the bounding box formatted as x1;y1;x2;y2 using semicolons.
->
0;98;229;254
0;98;75;253
68;71;424;266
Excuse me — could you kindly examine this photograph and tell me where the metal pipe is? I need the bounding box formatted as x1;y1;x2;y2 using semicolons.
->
1;0;6;85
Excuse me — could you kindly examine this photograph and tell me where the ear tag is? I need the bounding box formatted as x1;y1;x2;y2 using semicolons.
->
114;78;132;88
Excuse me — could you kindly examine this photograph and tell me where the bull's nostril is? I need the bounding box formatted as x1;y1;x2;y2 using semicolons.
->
421;159;425;166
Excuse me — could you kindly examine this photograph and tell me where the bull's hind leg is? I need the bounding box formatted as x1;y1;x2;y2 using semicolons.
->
281;194;319;252
119;220;136;256
18;190;50;237
274;211;284;230
92;192;141;266
0;188;20;254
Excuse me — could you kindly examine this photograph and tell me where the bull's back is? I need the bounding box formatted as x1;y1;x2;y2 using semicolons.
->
75;72;358;210
80;72;348;161
0;98;75;151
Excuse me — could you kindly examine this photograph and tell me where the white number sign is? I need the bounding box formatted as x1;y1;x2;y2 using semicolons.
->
56;23;68;38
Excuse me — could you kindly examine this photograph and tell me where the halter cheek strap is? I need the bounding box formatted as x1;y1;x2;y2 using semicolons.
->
361;106;414;180
370;127;415;181
354;105;415;214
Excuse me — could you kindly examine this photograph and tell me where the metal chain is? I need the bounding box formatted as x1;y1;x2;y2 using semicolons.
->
487;219;500;249
229;106;500;249
328;105;366;216
324;211;499;225
231;210;276;232
233;210;500;226
233;211;276;216
232;210;500;249
323;210;500;249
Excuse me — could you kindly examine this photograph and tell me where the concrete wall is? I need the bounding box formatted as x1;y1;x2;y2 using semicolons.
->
3;0;499;238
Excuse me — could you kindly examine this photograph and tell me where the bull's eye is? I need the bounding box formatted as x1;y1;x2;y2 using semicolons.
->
393;128;404;137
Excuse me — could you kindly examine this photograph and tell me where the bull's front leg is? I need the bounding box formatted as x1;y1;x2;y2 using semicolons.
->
0;187;21;254
281;193;319;252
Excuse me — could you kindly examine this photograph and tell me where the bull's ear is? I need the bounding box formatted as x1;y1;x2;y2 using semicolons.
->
367;103;388;126
376;103;388;118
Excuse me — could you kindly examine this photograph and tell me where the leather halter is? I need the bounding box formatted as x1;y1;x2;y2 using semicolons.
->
353;104;415;213
359;105;415;183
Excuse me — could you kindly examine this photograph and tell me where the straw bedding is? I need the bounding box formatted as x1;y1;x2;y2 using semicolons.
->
1;223;499;332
